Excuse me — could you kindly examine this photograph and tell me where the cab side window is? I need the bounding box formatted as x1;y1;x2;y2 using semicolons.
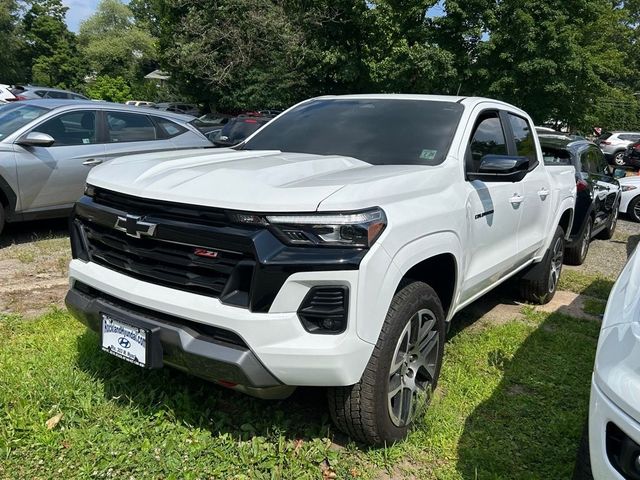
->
34;110;97;146
468;112;508;173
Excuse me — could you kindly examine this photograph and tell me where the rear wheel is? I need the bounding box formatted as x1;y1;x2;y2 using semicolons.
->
628;196;640;223
564;218;592;266
520;226;564;304
328;281;445;445
614;151;626;166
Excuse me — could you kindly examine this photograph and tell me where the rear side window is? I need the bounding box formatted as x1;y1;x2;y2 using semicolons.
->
508;114;537;163
106;111;156;142
588;147;608;174
468;113;508;171
541;147;572;166
34;90;46;98
34;110;97;146
45;91;70;99
153;117;187;138
579;150;593;174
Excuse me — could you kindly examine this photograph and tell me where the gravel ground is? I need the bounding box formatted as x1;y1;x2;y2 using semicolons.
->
565;215;640;279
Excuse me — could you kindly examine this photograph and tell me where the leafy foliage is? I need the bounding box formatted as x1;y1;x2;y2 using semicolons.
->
85;75;132;102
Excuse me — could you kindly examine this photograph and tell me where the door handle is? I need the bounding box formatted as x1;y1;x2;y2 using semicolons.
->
83;159;103;166
509;194;524;205
537;188;550;199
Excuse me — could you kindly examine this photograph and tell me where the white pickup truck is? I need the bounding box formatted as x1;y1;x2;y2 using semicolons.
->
65;94;576;445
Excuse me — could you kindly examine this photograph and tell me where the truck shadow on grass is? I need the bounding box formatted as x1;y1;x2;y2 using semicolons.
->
0;218;68;248
451;288;602;479
75;329;335;442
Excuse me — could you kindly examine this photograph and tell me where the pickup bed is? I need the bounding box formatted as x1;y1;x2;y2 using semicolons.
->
66;94;576;445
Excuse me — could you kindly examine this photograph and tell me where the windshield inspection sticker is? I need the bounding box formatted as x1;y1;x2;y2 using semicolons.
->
419;149;437;161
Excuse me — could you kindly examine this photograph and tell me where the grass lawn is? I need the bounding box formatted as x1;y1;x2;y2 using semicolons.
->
0;268;609;479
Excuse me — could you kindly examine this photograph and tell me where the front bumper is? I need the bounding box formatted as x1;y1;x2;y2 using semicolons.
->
589;379;640;479
67;259;375;389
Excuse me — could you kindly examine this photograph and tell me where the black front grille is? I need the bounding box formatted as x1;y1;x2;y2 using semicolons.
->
93;187;230;227
79;219;254;303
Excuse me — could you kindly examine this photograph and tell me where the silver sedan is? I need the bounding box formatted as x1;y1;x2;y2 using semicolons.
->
0;99;212;235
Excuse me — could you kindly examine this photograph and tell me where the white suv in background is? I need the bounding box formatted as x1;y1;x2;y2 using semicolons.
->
598;131;640;166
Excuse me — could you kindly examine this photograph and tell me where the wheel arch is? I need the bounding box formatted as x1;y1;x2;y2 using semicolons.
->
0;175;18;220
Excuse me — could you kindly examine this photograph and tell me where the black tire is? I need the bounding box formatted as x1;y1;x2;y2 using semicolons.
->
564;218;592;266
327;281;445;445
572;422;594;480
596;201;619;240
0;205;5;237
520;226;564;304
614;150;626;166
629;196;640;223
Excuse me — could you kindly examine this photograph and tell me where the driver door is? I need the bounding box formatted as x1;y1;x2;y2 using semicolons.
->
13;109;105;212
460;110;524;303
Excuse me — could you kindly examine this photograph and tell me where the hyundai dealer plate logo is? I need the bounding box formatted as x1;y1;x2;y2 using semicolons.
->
118;337;131;349
114;214;158;238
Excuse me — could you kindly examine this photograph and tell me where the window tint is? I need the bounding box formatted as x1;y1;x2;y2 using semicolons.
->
579;150;593;174
468;113;508;171
154;117;187;138
45;90;70;99
107;111;156;142
244;99;464;166
589;147;608;174
34;90;46;98
541;147;572;166
620;134;640;141
34;110;97;146
508;114;537;163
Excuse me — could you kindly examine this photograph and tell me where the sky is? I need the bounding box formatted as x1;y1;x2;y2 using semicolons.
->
63;0;444;33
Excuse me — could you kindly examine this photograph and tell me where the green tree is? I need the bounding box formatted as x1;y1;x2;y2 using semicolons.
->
85;75;132;102
22;0;85;88
78;0;157;80
0;0;26;83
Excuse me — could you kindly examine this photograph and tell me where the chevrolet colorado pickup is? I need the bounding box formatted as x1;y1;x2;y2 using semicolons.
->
66;95;576;445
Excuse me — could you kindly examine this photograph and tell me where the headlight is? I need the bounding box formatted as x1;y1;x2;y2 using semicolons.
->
622;185;637;192
84;184;96;197
231;208;387;248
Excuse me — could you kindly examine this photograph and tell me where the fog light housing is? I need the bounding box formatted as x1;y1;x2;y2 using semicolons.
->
297;286;349;334
606;422;640;480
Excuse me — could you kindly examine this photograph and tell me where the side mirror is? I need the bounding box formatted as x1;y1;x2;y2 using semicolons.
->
16;131;55;147
613;168;627;179
468;155;534;182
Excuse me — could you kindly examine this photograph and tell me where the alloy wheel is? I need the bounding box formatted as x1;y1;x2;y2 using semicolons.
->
614;152;625;166
580;221;591;261
548;236;564;293
387;309;439;427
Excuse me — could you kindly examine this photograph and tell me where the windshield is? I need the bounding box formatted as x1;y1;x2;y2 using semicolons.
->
243;98;464;165
215;117;271;146
0;103;50;140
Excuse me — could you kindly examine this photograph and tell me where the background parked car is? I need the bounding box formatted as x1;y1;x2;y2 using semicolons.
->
8;85;88;101
0;99;211;235
211;114;273;147
573;243;640;480
618;174;640;222
125;100;156;107
597;131;640;166
622;139;640;170
540;136;621;265
0;84;16;101
153;102;200;116
190;113;233;140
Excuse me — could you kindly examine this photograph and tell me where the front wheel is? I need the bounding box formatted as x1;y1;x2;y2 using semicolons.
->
328;281;445;445
629;196;640;222
564;218;592;266
520;226;565;304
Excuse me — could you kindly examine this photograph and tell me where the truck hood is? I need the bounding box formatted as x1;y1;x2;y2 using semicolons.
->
87;148;424;212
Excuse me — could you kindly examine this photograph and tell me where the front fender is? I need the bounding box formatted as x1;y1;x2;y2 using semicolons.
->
356;231;462;345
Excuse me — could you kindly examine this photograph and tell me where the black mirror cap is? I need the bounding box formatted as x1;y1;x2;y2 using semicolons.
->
467;155;537;182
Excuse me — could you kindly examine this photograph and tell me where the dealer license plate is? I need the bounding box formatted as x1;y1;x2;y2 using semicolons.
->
101;314;148;367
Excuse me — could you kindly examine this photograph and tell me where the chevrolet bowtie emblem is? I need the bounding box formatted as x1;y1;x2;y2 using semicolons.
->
114;214;157;238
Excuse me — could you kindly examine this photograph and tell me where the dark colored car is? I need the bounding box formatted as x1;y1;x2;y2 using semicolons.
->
190;113;233;141
211;115;273;147
623;140;640;169
153;102;200;116
541;137;621;265
9;85;88;101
